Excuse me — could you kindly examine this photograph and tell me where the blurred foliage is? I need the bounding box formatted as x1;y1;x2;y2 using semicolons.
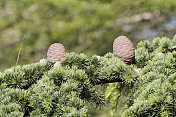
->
1;0;176;70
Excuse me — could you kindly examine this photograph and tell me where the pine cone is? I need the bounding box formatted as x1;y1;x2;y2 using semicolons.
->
113;36;134;64
47;43;66;63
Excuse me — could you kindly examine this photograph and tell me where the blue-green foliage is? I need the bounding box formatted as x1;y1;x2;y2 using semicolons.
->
121;37;176;117
0;59;52;116
100;53;136;84
0;52;136;116
104;36;176;117
0;61;52;89
2;37;176;117
0;86;27;117
104;54;137;116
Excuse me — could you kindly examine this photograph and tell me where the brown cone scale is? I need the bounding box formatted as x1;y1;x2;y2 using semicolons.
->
113;36;134;64
47;43;66;63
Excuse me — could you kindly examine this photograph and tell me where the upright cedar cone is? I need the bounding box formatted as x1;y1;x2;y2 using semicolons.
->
47;43;66;63
113;36;135;64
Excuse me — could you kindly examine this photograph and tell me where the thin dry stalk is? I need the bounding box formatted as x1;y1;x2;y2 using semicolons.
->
16;35;26;66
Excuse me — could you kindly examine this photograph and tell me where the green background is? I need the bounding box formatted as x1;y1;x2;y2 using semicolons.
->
1;0;176;70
